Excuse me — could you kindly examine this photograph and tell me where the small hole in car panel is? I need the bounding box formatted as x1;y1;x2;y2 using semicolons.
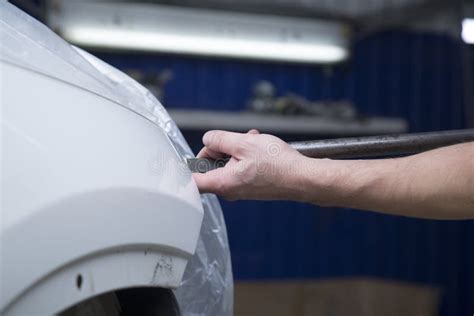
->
76;274;83;290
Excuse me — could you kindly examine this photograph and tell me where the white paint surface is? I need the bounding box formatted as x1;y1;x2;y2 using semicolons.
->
0;61;203;314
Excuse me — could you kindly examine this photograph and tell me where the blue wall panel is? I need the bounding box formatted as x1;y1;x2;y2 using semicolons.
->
95;31;473;316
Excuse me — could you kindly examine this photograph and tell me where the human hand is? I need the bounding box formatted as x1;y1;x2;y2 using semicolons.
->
192;129;309;201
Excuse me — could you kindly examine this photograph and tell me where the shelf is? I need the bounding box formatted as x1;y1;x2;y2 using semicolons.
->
168;109;408;136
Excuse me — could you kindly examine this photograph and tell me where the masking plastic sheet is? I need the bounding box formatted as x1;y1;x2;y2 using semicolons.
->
0;2;233;315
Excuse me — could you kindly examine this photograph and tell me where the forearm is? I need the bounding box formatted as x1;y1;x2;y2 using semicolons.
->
298;143;474;219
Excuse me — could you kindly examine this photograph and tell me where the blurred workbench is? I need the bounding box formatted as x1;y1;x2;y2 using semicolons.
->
168;109;408;136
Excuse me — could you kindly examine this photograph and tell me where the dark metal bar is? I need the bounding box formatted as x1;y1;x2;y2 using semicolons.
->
187;129;474;173
291;129;474;159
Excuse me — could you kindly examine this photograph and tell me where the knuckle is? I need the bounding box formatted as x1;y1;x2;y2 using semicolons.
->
235;138;251;155
214;135;225;151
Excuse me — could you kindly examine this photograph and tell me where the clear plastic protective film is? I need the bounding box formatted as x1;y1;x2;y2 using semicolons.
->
0;2;233;315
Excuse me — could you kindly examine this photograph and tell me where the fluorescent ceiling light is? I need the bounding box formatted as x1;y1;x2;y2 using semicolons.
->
50;2;350;64
462;18;474;44
64;27;348;64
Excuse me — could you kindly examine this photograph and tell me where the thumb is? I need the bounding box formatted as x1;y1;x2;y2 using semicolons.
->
192;171;223;194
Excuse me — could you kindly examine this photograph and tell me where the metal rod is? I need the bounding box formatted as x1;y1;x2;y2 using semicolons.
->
187;129;474;173
291;128;474;159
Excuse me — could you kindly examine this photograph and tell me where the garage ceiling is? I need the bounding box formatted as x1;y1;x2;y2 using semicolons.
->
153;0;450;19
165;0;427;17
146;0;459;36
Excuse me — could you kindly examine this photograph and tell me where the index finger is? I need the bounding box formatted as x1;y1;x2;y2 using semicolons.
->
198;129;258;159
202;130;247;158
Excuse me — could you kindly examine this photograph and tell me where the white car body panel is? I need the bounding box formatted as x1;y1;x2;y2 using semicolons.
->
0;60;204;314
